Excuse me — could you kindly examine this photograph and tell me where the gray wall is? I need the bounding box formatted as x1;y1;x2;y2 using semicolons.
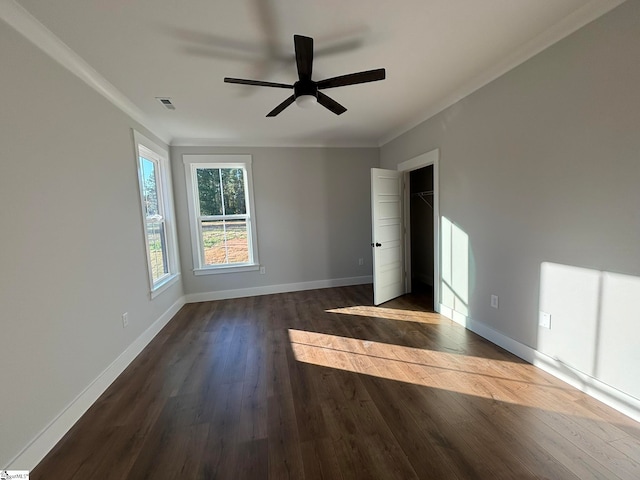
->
171;146;378;295
0;24;183;466
381;1;640;401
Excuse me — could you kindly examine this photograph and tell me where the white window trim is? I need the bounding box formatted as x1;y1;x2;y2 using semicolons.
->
134;131;180;297
183;154;260;275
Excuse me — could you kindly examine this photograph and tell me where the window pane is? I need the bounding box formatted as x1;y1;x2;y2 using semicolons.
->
140;157;159;216
202;219;249;265
136;133;178;291
197;168;222;216
147;220;168;281
221;168;246;215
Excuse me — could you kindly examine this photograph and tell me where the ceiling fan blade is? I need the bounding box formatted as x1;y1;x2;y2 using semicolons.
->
317;68;386;89
266;95;296;117
294;35;313;81
224;77;293;89
317;92;347;115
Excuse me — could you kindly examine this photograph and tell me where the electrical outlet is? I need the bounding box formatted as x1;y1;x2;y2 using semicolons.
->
539;311;552;329
122;312;129;328
491;295;499;309
358;258;364;266
260;266;266;274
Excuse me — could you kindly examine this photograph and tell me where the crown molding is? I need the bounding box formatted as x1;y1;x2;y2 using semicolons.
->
170;137;379;148
0;0;170;145
378;0;626;147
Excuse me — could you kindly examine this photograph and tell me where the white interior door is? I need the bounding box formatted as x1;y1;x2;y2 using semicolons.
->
371;168;405;305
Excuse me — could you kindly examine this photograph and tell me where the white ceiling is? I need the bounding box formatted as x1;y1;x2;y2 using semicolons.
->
4;0;624;146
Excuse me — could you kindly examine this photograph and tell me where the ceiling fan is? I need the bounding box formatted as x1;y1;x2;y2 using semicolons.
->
224;35;386;117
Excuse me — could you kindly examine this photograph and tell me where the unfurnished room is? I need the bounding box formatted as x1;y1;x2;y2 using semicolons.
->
1;0;640;478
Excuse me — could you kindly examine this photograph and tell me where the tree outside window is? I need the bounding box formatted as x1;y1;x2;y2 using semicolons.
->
183;155;259;274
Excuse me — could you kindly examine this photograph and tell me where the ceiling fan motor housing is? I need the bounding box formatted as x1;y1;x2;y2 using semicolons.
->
294;81;318;99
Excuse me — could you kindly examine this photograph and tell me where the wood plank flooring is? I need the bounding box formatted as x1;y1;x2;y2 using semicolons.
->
32;285;640;479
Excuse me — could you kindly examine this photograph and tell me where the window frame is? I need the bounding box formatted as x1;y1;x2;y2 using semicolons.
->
183;154;260;275
134;131;180;297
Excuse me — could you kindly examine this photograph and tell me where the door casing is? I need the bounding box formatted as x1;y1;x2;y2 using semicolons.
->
397;149;440;312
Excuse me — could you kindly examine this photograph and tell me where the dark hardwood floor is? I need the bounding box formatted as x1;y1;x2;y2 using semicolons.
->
33;285;640;479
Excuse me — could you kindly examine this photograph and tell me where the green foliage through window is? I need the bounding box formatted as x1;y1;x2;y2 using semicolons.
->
197;168;246;216
138;150;171;285
193;166;251;266
141;158;159;217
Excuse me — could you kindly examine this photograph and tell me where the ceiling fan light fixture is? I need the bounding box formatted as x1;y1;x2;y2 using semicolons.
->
295;94;317;109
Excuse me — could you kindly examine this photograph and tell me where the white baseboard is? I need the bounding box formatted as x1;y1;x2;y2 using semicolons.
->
185;275;373;303
440;304;640;424
7;297;186;470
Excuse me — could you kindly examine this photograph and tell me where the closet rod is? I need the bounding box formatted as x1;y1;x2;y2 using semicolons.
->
411;190;433;207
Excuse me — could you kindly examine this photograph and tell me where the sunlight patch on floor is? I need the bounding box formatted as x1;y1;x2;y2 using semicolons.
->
326;305;443;324
288;328;599;419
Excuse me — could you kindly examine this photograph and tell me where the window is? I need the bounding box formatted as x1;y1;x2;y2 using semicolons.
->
134;131;179;296
183;155;259;274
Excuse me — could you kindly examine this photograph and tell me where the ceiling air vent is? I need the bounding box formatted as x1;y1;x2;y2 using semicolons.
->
156;97;175;110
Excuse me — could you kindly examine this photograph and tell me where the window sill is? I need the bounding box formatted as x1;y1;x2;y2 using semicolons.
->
193;264;260;276
150;273;181;299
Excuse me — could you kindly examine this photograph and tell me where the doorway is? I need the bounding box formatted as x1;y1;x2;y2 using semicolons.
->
371;149;439;309
409;165;434;310
397;148;440;313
